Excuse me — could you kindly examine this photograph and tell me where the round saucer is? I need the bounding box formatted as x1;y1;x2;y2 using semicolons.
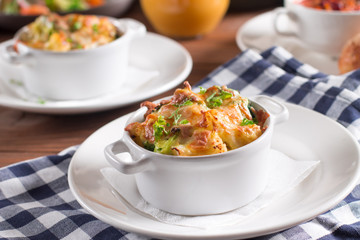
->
0;33;192;114
68;102;360;239
236;9;339;75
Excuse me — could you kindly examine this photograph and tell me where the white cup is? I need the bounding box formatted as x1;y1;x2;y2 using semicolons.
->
0;18;146;101
274;0;360;57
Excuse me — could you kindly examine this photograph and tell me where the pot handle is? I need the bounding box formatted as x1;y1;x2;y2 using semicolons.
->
104;138;152;174
0;40;31;65
273;7;298;37
115;18;146;39
251;95;289;125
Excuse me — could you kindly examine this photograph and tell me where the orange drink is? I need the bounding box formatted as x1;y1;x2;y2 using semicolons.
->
140;0;230;38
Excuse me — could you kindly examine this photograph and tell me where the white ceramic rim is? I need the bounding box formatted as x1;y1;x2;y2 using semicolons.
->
119;98;275;162
0;32;193;114
234;10;340;75
14;16;133;55
68;102;360;239
287;0;360;15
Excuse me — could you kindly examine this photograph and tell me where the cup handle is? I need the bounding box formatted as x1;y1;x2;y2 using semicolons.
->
104;138;152;174
0;40;31;65
251;95;289;125
273;7;298;37
116;18;147;39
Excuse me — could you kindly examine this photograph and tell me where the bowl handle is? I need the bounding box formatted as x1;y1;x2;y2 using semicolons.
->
104;139;152;174
0;40;32;65
251;95;289;125
116;18;147;38
273;7;299;37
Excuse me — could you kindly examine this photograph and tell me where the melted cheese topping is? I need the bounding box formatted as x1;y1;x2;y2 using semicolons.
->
18;13;119;51
125;82;269;156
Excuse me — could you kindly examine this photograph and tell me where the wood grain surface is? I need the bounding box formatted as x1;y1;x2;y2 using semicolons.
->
0;2;271;167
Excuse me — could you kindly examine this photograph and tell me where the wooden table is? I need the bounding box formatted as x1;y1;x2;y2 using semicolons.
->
0;2;273;167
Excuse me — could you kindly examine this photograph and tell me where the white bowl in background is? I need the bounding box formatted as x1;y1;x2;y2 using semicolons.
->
1;17;146;100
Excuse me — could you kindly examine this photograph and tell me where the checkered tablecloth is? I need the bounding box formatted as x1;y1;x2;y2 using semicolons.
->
1;46;360;240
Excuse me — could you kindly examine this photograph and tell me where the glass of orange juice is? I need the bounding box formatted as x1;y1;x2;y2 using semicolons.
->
140;0;230;39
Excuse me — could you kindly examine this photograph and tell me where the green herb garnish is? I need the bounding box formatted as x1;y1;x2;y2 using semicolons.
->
240;118;256;126
144;141;155;151
154;134;178;154
169;99;193;125
9;79;23;86
75;43;83;49
199;86;207;94
92;24;99;33
3;0;19;14
67;0;86;11
72;21;82;31
206;89;232;108
179;119;189;124
153;115;168;140
37;97;46;105
178;99;193;107
172;113;182;125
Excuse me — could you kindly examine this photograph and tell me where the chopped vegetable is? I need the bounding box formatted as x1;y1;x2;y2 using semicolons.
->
206;88;233;108
169;98;193;125
0;0;105;16
71;21;82;31
18;13;120;51
179;119;189;124
126;81;270;156
199;86;207;94
296;0;360;11
144;141;155;151
154;135;178;154
153;115;169;141
240;118;256;126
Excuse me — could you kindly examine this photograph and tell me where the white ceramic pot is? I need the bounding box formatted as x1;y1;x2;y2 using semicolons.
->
104;95;289;216
0;18;146;100
273;0;360;57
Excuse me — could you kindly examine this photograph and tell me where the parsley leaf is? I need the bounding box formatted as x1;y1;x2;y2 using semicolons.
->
9;79;23;86
173;113;182;124
153;115;168;140
71;21;82;31
199;86;207;94
179;119;189;124
144;141;155;151
92;24;99;33
240;118;256;126
37;97;46;105
154;134;178;154
220;91;232;99
178;99;193;107
206;90;232;108
169;98;193;125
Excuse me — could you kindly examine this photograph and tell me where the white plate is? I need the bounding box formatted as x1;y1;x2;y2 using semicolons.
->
236;9;339;75
0;33;192;114
68;102;360;239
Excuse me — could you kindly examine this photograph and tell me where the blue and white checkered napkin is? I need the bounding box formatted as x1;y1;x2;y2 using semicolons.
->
2;46;360;239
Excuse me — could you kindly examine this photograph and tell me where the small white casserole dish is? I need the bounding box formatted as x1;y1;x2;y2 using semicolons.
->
104;95;289;216
0;17;146;100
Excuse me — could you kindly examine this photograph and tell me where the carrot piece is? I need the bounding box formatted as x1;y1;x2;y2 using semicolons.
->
19;4;50;16
86;0;104;7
